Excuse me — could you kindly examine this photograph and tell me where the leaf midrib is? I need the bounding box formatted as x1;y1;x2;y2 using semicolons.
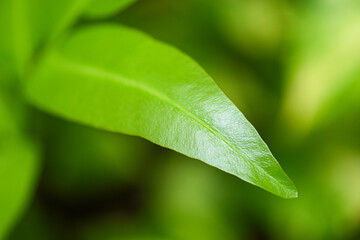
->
49;54;288;192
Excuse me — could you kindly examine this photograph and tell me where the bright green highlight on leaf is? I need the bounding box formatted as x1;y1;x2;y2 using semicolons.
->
26;24;297;198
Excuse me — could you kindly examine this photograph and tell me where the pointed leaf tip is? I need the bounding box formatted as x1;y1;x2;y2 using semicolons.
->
26;24;298;198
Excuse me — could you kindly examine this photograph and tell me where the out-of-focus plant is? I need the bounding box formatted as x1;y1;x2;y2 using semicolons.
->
0;90;39;238
215;0;289;57
282;0;360;135
0;0;298;238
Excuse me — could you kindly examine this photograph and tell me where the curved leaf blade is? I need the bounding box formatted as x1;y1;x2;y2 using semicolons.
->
26;24;297;198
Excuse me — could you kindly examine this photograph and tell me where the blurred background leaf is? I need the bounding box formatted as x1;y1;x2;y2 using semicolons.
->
0;89;40;239
84;0;137;18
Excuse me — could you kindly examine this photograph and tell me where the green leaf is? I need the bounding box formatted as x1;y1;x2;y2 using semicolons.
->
28;0;92;42
0;0;33;73
85;0;137;18
0;94;40;239
0;136;39;239
26;24;297;198
0;0;93;75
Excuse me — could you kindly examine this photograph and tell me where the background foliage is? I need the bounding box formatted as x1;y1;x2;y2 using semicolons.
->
1;0;360;239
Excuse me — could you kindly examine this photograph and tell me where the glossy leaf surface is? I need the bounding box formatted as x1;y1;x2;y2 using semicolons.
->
26;24;297;198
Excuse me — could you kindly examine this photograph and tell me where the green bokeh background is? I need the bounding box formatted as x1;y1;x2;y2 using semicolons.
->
1;0;360;239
